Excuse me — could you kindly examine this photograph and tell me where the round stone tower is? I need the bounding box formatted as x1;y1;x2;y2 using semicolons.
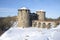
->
17;7;30;27
36;10;46;21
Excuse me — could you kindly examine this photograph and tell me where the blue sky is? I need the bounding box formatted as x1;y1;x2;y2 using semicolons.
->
0;0;60;18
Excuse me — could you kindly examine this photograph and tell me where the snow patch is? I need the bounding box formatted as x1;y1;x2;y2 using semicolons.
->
0;25;60;40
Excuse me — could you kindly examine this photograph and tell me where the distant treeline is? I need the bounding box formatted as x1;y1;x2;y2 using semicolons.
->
46;17;60;21
0;16;17;35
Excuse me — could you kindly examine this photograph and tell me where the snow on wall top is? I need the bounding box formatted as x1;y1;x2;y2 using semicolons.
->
36;10;45;12
20;7;28;10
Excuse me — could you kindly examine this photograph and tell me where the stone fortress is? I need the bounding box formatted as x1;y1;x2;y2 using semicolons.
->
17;7;60;28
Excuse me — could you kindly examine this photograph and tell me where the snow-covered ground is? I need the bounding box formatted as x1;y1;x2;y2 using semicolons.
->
0;24;60;40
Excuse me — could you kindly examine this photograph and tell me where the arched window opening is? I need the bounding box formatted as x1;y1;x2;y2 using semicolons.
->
47;23;51;28
42;23;46;28
34;22;37;27
38;22;41;28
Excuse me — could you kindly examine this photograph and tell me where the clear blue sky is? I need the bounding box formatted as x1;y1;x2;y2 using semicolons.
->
0;0;60;18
